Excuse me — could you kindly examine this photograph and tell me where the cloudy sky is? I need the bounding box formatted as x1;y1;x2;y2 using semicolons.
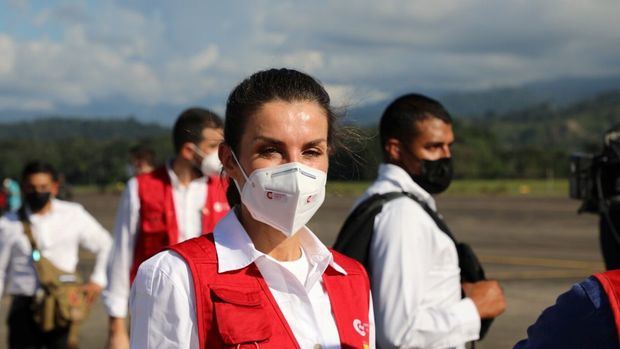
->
1;0;620;122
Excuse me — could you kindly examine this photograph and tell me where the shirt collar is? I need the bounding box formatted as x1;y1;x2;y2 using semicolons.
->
166;159;205;189
377;163;436;209
213;210;347;275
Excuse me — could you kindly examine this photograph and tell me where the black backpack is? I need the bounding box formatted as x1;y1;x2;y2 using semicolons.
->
333;191;493;340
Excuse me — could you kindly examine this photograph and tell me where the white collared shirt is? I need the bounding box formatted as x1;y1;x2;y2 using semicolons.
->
129;210;375;349
0;199;112;302
358;164;480;349
103;163;207;318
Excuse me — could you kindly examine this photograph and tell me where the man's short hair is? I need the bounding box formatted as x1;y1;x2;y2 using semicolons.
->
21;161;59;183
129;144;156;165
172;107;224;154
379;93;453;158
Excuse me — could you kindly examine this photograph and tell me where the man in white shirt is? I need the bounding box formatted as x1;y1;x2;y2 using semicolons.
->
104;108;230;349
355;94;506;349
0;161;112;349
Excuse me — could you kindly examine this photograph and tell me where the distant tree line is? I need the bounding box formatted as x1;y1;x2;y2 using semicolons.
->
0;91;619;185
0;118;172;185
329;91;620;180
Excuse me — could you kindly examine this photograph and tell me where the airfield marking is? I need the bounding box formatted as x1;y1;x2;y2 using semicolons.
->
479;254;604;270
478;254;605;280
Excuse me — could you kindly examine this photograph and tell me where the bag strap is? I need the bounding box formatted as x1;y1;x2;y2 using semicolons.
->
399;192;459;243
333;191;409;265
18;208;39;251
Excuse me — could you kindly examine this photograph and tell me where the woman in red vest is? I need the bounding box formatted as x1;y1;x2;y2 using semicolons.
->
129;68;375;349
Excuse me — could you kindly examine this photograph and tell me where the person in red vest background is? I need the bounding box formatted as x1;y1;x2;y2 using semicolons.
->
129;68;375;349
514;270;620;348
104;108;230;349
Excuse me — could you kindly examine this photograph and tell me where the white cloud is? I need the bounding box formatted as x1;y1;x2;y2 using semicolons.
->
282;50;324;72
8;0;28;11
0;96;54;111
0;35;15;75
187;46;219;73
1;0;620;115
325;84;388;108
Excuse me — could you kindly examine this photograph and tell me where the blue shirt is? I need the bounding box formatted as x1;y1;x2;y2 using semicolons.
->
514;276;619;348
4;179;21;212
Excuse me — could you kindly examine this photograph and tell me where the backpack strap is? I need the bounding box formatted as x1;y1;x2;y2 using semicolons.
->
401;192;492;339
18;208;40;255
400;192;458;243
335;190;492;340
333;192;407;269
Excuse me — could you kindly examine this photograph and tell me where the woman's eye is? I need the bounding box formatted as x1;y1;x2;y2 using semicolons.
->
303;148;323;157
259;147;279;156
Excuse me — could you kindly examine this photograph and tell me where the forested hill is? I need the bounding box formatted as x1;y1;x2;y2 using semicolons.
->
0;117;168;141
451;90;620;178
1;91;619;183
0;117;172;185
335;90;620;180
472;90;620;151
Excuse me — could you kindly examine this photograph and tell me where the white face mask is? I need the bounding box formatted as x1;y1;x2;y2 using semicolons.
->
191;144;222;176
231;152;327;237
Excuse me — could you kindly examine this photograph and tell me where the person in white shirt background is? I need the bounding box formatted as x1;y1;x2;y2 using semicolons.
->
355;94;506;349
130;68;375;349
104;108;229;349
126;144;156;177
0;161;112;349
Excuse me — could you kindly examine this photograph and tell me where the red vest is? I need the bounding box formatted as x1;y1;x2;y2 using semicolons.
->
169;234;372;349
594;270;620;337
130;167;229;282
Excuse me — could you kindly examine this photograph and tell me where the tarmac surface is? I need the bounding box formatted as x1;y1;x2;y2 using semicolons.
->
0;191;605;348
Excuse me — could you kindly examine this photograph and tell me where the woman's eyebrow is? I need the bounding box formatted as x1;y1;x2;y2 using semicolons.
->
252;137;327;147
303;139;328;147
253;136;284;145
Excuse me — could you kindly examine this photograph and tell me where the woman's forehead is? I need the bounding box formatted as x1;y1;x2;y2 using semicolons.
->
245;100;328;143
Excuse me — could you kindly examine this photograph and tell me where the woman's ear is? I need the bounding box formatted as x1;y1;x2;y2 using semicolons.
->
219;143;240;182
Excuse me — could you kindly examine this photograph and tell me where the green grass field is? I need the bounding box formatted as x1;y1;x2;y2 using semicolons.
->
327;179;569;198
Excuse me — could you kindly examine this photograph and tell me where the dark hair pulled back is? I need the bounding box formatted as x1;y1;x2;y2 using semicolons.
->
224;68;341;206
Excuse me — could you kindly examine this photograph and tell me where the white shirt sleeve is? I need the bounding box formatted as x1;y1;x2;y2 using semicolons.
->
130;250;199;349
104;178;140;318
371;198;480;349
76;205;112;287
369;290;376;349
0;218;14;300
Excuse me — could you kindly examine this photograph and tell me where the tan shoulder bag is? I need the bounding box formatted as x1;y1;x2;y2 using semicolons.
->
19;213;90;333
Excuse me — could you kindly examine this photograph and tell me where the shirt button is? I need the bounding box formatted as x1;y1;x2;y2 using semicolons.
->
313;345;322;349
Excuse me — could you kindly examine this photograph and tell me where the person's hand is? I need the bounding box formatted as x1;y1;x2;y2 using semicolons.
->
462;280;507;319
81;282;103;304
105;317;130;349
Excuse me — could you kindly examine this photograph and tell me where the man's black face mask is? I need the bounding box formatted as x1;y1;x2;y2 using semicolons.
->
25;191;51;212
412;157;453;194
